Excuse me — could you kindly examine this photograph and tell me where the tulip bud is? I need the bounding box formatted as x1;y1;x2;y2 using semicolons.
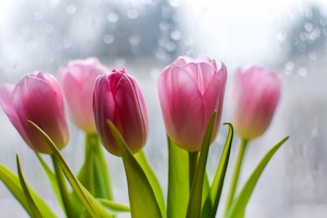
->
0;72;69;153
230;66;282;140
59;58;109;133
93;68;149;156
158;56;227;152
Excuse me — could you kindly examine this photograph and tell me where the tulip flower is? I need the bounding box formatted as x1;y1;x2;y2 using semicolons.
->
59;58;109;133
158;56;227;152
93;68;149;156
230;66;282;140
0;72;69;154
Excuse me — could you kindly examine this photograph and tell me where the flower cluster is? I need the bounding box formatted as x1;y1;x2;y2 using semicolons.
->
0;56;287;218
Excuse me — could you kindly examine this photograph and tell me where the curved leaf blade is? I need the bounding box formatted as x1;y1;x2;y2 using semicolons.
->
135;151;166;217
16;155;43;218
186;111;217;218
226;136;289;218
28;120;112;218
0;164;56;217
107;120;162;218
201;122;234;218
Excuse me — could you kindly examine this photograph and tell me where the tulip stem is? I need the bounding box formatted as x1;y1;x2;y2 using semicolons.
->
51;155;73;218
224;138;248;215
188;151;199;191
86;133;113;200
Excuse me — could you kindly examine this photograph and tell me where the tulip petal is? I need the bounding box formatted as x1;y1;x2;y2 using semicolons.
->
0;84;32;146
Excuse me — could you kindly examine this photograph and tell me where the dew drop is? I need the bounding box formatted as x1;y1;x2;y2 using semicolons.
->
66;5;77;15
127;9;138;19
107;12;119;23
298;67;308;77
128;35;141;46
103;34;115;44
170;30;181;41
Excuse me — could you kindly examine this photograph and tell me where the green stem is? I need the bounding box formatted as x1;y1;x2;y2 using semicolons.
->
188;151;198;191
90;133;113;200
224;139;248;215
51;155;73;218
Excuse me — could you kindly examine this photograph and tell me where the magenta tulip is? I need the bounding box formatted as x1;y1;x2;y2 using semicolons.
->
93;68;149;156
0;72;69;153
59;58;109;133
158;56;227;152
230;66;282;140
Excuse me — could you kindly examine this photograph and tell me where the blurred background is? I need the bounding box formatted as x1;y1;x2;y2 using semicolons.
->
0;0;327;217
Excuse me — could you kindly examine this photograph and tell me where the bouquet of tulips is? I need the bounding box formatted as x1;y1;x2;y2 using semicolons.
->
0;56;288;218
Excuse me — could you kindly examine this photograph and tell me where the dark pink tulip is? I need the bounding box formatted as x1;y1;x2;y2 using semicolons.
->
158;56;227;152
0;72;69;153
230;66;282;140
59;58;109;133
93;68;149;156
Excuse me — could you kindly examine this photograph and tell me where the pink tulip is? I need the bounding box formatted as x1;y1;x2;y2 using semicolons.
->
93;68;149;156
0;72;69;153
59;58;109;133
158;56;227;152
230;66;282;140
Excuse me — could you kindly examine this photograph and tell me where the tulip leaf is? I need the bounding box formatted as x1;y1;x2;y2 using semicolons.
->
135;151;166;217
28;120;113;218
201;122;234;218
34;153;63;209
0;164;56;217
186;111;217;218
226;136;289;218
167;137;189;218
77;134;113;201
16;155;43;218
107;120;162;218
98;199;130;212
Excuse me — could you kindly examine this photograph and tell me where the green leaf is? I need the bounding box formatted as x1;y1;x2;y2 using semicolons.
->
98;199;130;212
186;111;217;218
0;164;56;217
34;153;64;210
226;136;289;218
135;151;166;217
28;120;112;218
201;122;234;218
16;155;43;218
78;133;113;200
107;120;162;218
167;137;189;218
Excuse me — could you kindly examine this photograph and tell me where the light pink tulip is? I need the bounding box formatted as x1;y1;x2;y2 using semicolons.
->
230;66;282;140
158;56;227;151
59;58;109;133
93;68;149;156
0;72;69;153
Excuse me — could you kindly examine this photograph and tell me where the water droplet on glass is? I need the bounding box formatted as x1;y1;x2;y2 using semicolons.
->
128;35;141;46
66;5;77;15
165;41;176;52
284;61;294;76
311;127;319;138
298;67;308;77
308;52;317;61
44;24;54;34
170;30;181;41
127;9;138;19
168;0;186;7
33;12;43;21
63;38;73;49
304;22;314;32
277;32;286;42
104;34;115;44
107;12;119;23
